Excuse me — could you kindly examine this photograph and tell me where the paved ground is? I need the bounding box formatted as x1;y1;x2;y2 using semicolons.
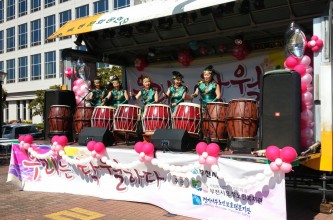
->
1;158;333;220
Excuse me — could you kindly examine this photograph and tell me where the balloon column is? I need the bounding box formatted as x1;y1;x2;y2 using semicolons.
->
265;146;297;173
51;135;68;153
196;142;220;172
134;56;148;71
178;49;192;67
284;55;314;148
18;135;34;150
134;141;155;162
72;78;91;106
307;35;324;53
87;141;106;159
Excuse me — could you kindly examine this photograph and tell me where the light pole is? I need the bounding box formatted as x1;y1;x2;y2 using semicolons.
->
0;71;7;138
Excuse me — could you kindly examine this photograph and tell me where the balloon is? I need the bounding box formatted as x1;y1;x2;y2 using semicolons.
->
265;146;280;162
301;128;313;139
301;109;313;121
206;143;220;157
302;92;313;105
51;135;59;143
18;136;25;143
280;146;297;163
218;44;226;53
23;135;34;144
285;56;299;69
145;155;154;162
280;162;292;173
199;47;209;55
143;142;154;155
300;55;311;67
301;119;308;129
301;82;307;93
269;162;280;172
134;141;144;153
94;142;105;154
199;155;206;164
301;73;312;86
306;66;313;75
57;136;68;146
196;142;207;155
23;143;31;150
87;141;96;151
206;156;217;165
293;64;306;77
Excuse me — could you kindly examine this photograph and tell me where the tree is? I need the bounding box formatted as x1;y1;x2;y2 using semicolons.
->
97;66;122;86
2;88;7;108
29;85;61;117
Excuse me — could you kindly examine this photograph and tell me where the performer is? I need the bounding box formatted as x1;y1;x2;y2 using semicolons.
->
87;77;107;106
103;75;129;107
130;76;158;108
163;71;188;112
191;65;221;108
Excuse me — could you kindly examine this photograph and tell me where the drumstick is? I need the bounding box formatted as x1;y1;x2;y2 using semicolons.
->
129;80;132;92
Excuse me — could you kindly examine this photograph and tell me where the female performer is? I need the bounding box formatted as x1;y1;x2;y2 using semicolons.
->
163;71;188;112
103;75;129;107
191;65;221;108
130;76;158;108
87;77;107;106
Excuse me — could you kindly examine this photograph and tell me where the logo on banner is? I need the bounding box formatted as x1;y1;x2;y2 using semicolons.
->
192;194;202;206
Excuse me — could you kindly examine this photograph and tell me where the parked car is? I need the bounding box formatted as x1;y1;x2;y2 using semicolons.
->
2;124;43;139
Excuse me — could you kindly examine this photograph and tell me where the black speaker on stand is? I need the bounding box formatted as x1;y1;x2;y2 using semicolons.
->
260;70;301;153
44;90;76;141
78;127;114;146
151;129;191;152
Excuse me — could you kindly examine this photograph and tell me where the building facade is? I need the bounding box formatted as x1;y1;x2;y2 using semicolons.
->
0;0;145;124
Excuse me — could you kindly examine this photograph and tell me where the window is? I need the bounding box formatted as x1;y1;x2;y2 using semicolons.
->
31;19;41;46
94;0;108;14
114;0;130;10
59;10;71;40
44;15;55;43
19;0;27;17
6;27;15;52
18;23;28;49
45;0;55;8
7;0;15;21
19;56;28;82
75;5;89;19
31;0;41;13
59;0;70;3
0;1;4;23
45;51;56;79
6;59;15;83
0;61;3;71
31;54;41;80
0;31;3;53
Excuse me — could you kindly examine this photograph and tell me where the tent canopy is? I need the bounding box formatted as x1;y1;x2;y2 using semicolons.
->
51;0;330;66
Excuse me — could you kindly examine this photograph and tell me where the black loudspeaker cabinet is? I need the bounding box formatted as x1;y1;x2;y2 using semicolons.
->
260;70;301;153
44;90;76;140
78;127;114;146
152;129;190;152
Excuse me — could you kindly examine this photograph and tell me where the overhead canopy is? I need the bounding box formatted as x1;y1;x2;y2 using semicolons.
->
48;0;235;39
53;0;330;66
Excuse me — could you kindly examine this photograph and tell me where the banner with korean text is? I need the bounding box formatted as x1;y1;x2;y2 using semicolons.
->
8;144;286;220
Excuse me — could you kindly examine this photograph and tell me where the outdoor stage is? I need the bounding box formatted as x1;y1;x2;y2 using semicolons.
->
7;141;287;220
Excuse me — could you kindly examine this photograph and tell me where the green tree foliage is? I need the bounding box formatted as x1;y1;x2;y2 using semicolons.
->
29;85;61;117
97;66;122;86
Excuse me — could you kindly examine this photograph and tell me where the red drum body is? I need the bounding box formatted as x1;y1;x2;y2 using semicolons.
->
113;104;141;133
48;105;72;134
91;106;116;131
142;104;171;134
203;102;228;141
172;103;201;136
226;99;258;139
74;106;94;134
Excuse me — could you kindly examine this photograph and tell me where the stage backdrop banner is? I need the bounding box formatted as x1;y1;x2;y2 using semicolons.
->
126;51;285;107
7;144;286;220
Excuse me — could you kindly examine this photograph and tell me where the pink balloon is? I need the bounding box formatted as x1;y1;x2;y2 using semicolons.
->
94;142;105;154
206;156;217;165
269;162;280;172
139;157;145;162
57;136;68;146
87;141;96;151
301;128;313;139
18;135;25;142
145;154;154;162
302;92;313;105
301;119;308;129
206;143;220;157
72;85;79;92
134;141;144;153
316;39;323;48
23;143;31;150
280;162;292;173
95;153;103;159
306;66;313;75
293;64;306;77
311;35;319;41
55;144;62;152
301;82;307;93
285;56;299;69
265;146;280;162
199;155;206;164
143;142;154;155
300;55;311;67
301;109;313;121
23;135;34;144
307;84;314;92
51;135;59;144
312;46;320;52
196;142;207;155
301;73;313;86
280;146;297;163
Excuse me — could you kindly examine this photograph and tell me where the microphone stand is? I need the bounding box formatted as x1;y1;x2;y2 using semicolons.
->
199;98;204;141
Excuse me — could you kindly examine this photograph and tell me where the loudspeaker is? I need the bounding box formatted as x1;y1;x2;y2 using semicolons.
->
260;70;301;153
152;129;190;152
78;127;114;146
44;90;76;140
